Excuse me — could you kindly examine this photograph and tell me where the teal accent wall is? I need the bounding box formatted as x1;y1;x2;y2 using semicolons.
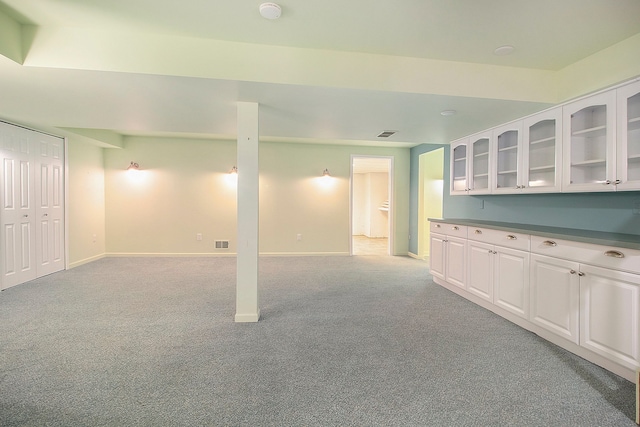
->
409;143;447;254
410;143;640;241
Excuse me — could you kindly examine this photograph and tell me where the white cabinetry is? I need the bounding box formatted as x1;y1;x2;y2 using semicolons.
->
430;222;467;289
467;227;530;318
580;264;640;370
450;138;468;195
530;253;579;344
449;132;492;195
431;220;640;382
616;80;640;191
522;108;562;193
562;90;617;192
492;121;523;194
450;79;640;195
531;235;640;372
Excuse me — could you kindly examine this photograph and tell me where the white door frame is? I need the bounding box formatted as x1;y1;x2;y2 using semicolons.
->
349;155;394;256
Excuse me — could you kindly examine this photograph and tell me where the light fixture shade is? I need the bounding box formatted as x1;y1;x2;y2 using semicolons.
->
322;169;330;176
127;161;139;170
259;2;281;19
230;166;238;174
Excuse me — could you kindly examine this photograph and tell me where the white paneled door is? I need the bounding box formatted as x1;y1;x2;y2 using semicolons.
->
0;122;65;290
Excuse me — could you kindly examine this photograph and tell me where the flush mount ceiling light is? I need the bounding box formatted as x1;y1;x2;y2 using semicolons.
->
440;110;457;116
494;45;514;56
259;2;282;19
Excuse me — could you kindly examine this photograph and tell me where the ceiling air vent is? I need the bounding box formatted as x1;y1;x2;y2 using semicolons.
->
377;131;397;138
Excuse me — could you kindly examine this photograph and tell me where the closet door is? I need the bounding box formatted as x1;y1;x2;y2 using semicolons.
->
1;123;37;289
35;133;65;277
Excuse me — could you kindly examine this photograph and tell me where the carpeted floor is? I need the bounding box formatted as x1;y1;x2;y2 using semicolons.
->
0;256;636;426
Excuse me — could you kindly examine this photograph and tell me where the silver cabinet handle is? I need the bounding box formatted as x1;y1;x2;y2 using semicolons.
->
23;214;28;218
474;229;482;234
542;240;557;247
604;250;624;259
452;226;459;231
578;272;585;277
43;213;48;217
506;235;517;240
435;224;441;228
569;269;576;274
614;179;621;184
604;180;612;185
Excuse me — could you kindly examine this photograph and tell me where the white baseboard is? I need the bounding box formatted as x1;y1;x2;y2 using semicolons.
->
235;310;261;323
259;252;351;257
107;252;237;257
69;253;106;269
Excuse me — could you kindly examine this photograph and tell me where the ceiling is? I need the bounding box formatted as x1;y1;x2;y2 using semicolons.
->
0;0;639;147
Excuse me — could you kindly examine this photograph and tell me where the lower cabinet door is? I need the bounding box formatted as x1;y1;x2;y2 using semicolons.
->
494;247;530;319
446;236;466;289
580;264;640;370
467;240;493;301
530;254;580;343
429;233;446;280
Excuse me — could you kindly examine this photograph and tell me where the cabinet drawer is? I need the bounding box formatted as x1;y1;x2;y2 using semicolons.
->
430;222;467;238
531;235;640;275
467;227;530;251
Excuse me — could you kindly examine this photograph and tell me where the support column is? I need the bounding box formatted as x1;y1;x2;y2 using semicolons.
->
235;102;260;322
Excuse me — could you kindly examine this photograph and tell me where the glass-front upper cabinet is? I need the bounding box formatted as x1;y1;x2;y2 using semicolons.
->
522;108;562;193
562;90;617;192
468;131;492;195
492;122;522;194
616;80;640;191
450;138;468;195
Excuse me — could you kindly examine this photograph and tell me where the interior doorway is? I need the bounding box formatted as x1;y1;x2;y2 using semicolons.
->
350;156;393;256
417;148;444;262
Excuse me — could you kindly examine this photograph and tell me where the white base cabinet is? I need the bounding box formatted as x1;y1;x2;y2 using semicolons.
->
530;254;580;344
429;222;467;289
580;264;640;371
430;220;640;383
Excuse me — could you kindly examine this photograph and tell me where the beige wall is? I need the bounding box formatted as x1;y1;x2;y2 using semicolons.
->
101;136;410;256
67;138;106;267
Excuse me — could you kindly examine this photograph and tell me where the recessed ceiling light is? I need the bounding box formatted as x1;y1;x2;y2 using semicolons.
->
259;2;282;20
440;110;457;116
494;45;514;56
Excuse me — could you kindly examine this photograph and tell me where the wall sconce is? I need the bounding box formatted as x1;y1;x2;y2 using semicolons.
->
322;168;330;177
229;166;238;175
127;161;139;170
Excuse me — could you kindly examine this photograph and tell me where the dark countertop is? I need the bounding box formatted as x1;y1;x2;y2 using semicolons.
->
428;218;640;251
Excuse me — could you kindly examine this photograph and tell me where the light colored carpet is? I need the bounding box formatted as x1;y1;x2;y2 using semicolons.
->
0;256;636;426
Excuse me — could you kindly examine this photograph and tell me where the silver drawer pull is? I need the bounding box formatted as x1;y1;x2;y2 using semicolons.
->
435;224;441;228
474;229;482;234
452;226;459;231
569;269;576;274
542;240;557;247
506;235;517;240
604;250;624;259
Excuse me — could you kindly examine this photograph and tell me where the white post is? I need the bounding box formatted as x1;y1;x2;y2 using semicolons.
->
235;102;260;322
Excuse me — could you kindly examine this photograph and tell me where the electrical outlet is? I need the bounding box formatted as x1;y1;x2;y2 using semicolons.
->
196;233;203;241
297;234;302;241
92;234;97;243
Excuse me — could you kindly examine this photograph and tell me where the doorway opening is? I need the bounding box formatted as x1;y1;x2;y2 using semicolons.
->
350;156;393;256
417;148;444;263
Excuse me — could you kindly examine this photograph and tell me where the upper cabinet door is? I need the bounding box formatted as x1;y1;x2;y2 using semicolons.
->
562;91;617;192
468;131;492;195
492;121;523;194
450;138;469;195
522;108;563;193
616;80;640;191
